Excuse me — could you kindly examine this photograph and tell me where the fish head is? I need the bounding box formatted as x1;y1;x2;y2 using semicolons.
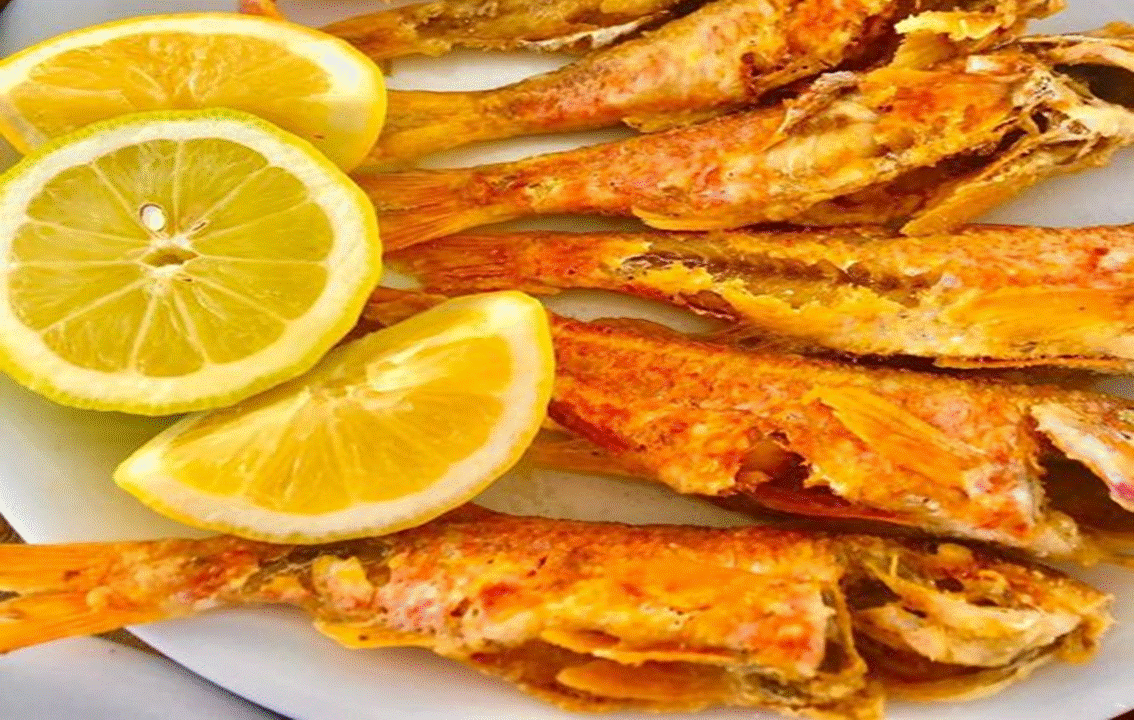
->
841;535;1112;699
1020;25;1134;114
886;25;1134;235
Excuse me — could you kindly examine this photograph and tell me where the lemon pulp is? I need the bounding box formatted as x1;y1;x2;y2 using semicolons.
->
0;110;381;414
116;292;556;542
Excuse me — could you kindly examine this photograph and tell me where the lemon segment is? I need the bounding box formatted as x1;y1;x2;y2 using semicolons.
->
0;109;382;415
0;13;386;169
115;292;556;543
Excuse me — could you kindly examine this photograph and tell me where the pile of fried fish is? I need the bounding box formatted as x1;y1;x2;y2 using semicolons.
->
10;1;1134;718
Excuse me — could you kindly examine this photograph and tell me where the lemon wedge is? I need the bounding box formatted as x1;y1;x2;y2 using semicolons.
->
0;109;382;415
115;291;555;543
0;13;385;169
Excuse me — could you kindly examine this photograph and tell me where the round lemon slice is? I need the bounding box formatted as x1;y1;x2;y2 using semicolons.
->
0;13;385;169
115;291;555;543
0;109;382;415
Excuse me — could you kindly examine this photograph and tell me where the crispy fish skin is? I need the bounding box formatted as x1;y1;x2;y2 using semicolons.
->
241;0;689;59
372;0;1057;166
390;225;1134;371
0;507;1111;717
364;24;1134;248
363;291;1134;562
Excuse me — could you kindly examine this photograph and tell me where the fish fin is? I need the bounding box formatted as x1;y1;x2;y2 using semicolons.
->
943;286;1134;344
366;91;501;168
323;10;450;63
631;206;755;232
1032;400;1134;512
0;542;133;593
359;170;519;250
388;234;559;294
556;659;732;704
899;138;1088;236
357;288;450;335
526;430;648;479
623;106;735;133
238;0;284;20
315;620;432;649
0;591;167;654
806;386;983;483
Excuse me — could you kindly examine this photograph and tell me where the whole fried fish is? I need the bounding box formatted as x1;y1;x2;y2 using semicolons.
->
365;24;1134;247
363;291;1134;563
391;225;1134;371
0;507;1111;717
240;0;690;59
373;0;1056;166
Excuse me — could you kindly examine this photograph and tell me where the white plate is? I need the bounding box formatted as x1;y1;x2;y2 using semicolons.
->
1;1;1134;719
0;637;278;720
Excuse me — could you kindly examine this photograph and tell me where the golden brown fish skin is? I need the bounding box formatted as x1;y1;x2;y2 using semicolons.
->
241;0;689;59
0;508;1111;717
389;225;1134;371
0;509;867;716
361;290;1134;561
364;24;1134;248
372;0;1057;166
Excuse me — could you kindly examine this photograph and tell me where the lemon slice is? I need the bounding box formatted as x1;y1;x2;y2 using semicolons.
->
0;109;382;415
115;291;555;543
0;13;385;169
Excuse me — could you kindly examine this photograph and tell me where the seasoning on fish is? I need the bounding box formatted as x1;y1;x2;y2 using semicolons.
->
0;507;1111;718
362;290;1134;563
240;0;692;59
363;23;1134;248
372;0;1057;166
390;225;1134;372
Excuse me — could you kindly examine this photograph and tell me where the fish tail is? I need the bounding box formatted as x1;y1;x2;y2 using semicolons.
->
0;537;278;653
388;233;564;294
364;90;518;168
0;542;170;653
359;170;523;250
0;591;166;654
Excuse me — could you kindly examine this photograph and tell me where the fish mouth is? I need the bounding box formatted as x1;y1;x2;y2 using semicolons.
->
1057;62;1134;109
1026;25;1134;108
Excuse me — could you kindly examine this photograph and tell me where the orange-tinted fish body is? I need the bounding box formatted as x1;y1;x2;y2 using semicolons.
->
391;225;1134;371
361;291;1134;562
0;508;1111;716
365;25;1134;247
374;0;1056;165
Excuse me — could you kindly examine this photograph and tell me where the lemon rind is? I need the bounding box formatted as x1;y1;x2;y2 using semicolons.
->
0;13;385;169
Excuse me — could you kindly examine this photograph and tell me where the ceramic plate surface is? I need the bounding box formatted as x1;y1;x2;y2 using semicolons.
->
0;637;277;720
1;1;1134;719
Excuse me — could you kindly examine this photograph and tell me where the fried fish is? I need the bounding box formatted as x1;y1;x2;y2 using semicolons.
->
0;507;1111;717
364;24;1134;247
373;0;1056;166
390;225;1134;371
240;0;691;59
363;290;1134;563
